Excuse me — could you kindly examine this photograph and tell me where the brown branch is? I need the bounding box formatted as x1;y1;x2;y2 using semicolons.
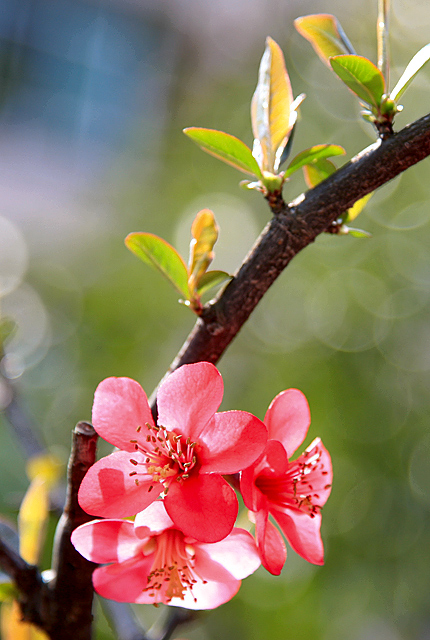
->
0;537;45;627
44;421;99;640
150;112;430;411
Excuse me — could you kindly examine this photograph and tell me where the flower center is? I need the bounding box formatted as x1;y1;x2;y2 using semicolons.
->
129;422;197;494
142;529;205;604
255;439;331;517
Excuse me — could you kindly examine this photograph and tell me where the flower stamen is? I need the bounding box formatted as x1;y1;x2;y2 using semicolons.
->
128;422;198;493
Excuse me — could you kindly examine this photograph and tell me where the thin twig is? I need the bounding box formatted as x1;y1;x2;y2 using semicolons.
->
0;536;45;627
377;0;390;88
0;369;46;459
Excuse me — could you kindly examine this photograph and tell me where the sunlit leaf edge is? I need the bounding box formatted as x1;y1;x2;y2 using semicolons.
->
197;270;232;296
330;55;386;108
125;233;190;299
285;144;345;178
183;127;262;177
390;43;430;102
294;14;355;66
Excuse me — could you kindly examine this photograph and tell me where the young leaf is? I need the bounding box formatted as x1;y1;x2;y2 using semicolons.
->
303;159;373;224
390;43;430;102
125;233;189;299
294;14;355;66
273;94;306;172
251;37;294;173
26;453;62;490
19;478;49;564
303;158;337;188
284;144;345;178
330;55;386;108
344;192;373;223
183;128;262;177
188;209;218;291
342;226;372;238
197;270;232;296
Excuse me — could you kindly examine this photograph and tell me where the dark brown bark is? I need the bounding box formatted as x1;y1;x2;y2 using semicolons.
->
150;112;430;412
45;421;99;640
0;538;45;627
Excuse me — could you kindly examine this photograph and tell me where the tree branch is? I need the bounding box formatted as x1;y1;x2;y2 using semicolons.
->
0;537;45;627
44;421;98;640
150;112;430;410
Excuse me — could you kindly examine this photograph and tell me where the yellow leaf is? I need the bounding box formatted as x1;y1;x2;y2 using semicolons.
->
188;210;219;293
1;601;49;640
251;37;294;173
18;478;49;565
294;14;354;66
345;192;373;223
26;452;63;490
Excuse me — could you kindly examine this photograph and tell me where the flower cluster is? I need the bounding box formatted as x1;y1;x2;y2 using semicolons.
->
72;362;332;609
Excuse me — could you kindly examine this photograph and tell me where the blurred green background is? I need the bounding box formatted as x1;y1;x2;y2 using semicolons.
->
1;0;430;638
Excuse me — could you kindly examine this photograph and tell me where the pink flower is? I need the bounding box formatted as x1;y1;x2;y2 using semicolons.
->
240;389;332;575
71;501;261;610
78;362;267;543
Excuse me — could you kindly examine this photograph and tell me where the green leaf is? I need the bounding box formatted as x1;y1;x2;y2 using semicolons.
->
251;37;294;173
345;227;372;238
294;14;355;66
183;128;262;177
303;158;337;188
284;144;345;178
125;233;189;299
330;55;386;108
390;43;430;102
197;270;232;296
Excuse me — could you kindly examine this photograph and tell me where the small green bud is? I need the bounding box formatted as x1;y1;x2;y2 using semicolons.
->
261;171;284;193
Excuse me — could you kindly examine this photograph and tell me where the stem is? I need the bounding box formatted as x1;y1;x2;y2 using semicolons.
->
377;0;390;88
46;422;99;640
150;112;430;414
0;537;45;627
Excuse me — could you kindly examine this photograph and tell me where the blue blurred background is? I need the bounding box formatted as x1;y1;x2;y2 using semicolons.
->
1;0;430;639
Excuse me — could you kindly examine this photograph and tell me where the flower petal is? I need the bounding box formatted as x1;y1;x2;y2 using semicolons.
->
256;440;289;477
92;377;154;450
240;440;288;511
71;519;141;564
78;450;163;518
195;528;261;580
296;438;333;506
156;362;223;439
198;411;267;473
134;501;174;536
164;473;238;543
255;509;286;575
264;389;311;457
272;509;324;565
92;555;154;602
136;574;241;610
240;463;264;511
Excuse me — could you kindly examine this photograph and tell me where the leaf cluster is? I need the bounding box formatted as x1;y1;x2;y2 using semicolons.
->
125;209;231;315
295;13;430;136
